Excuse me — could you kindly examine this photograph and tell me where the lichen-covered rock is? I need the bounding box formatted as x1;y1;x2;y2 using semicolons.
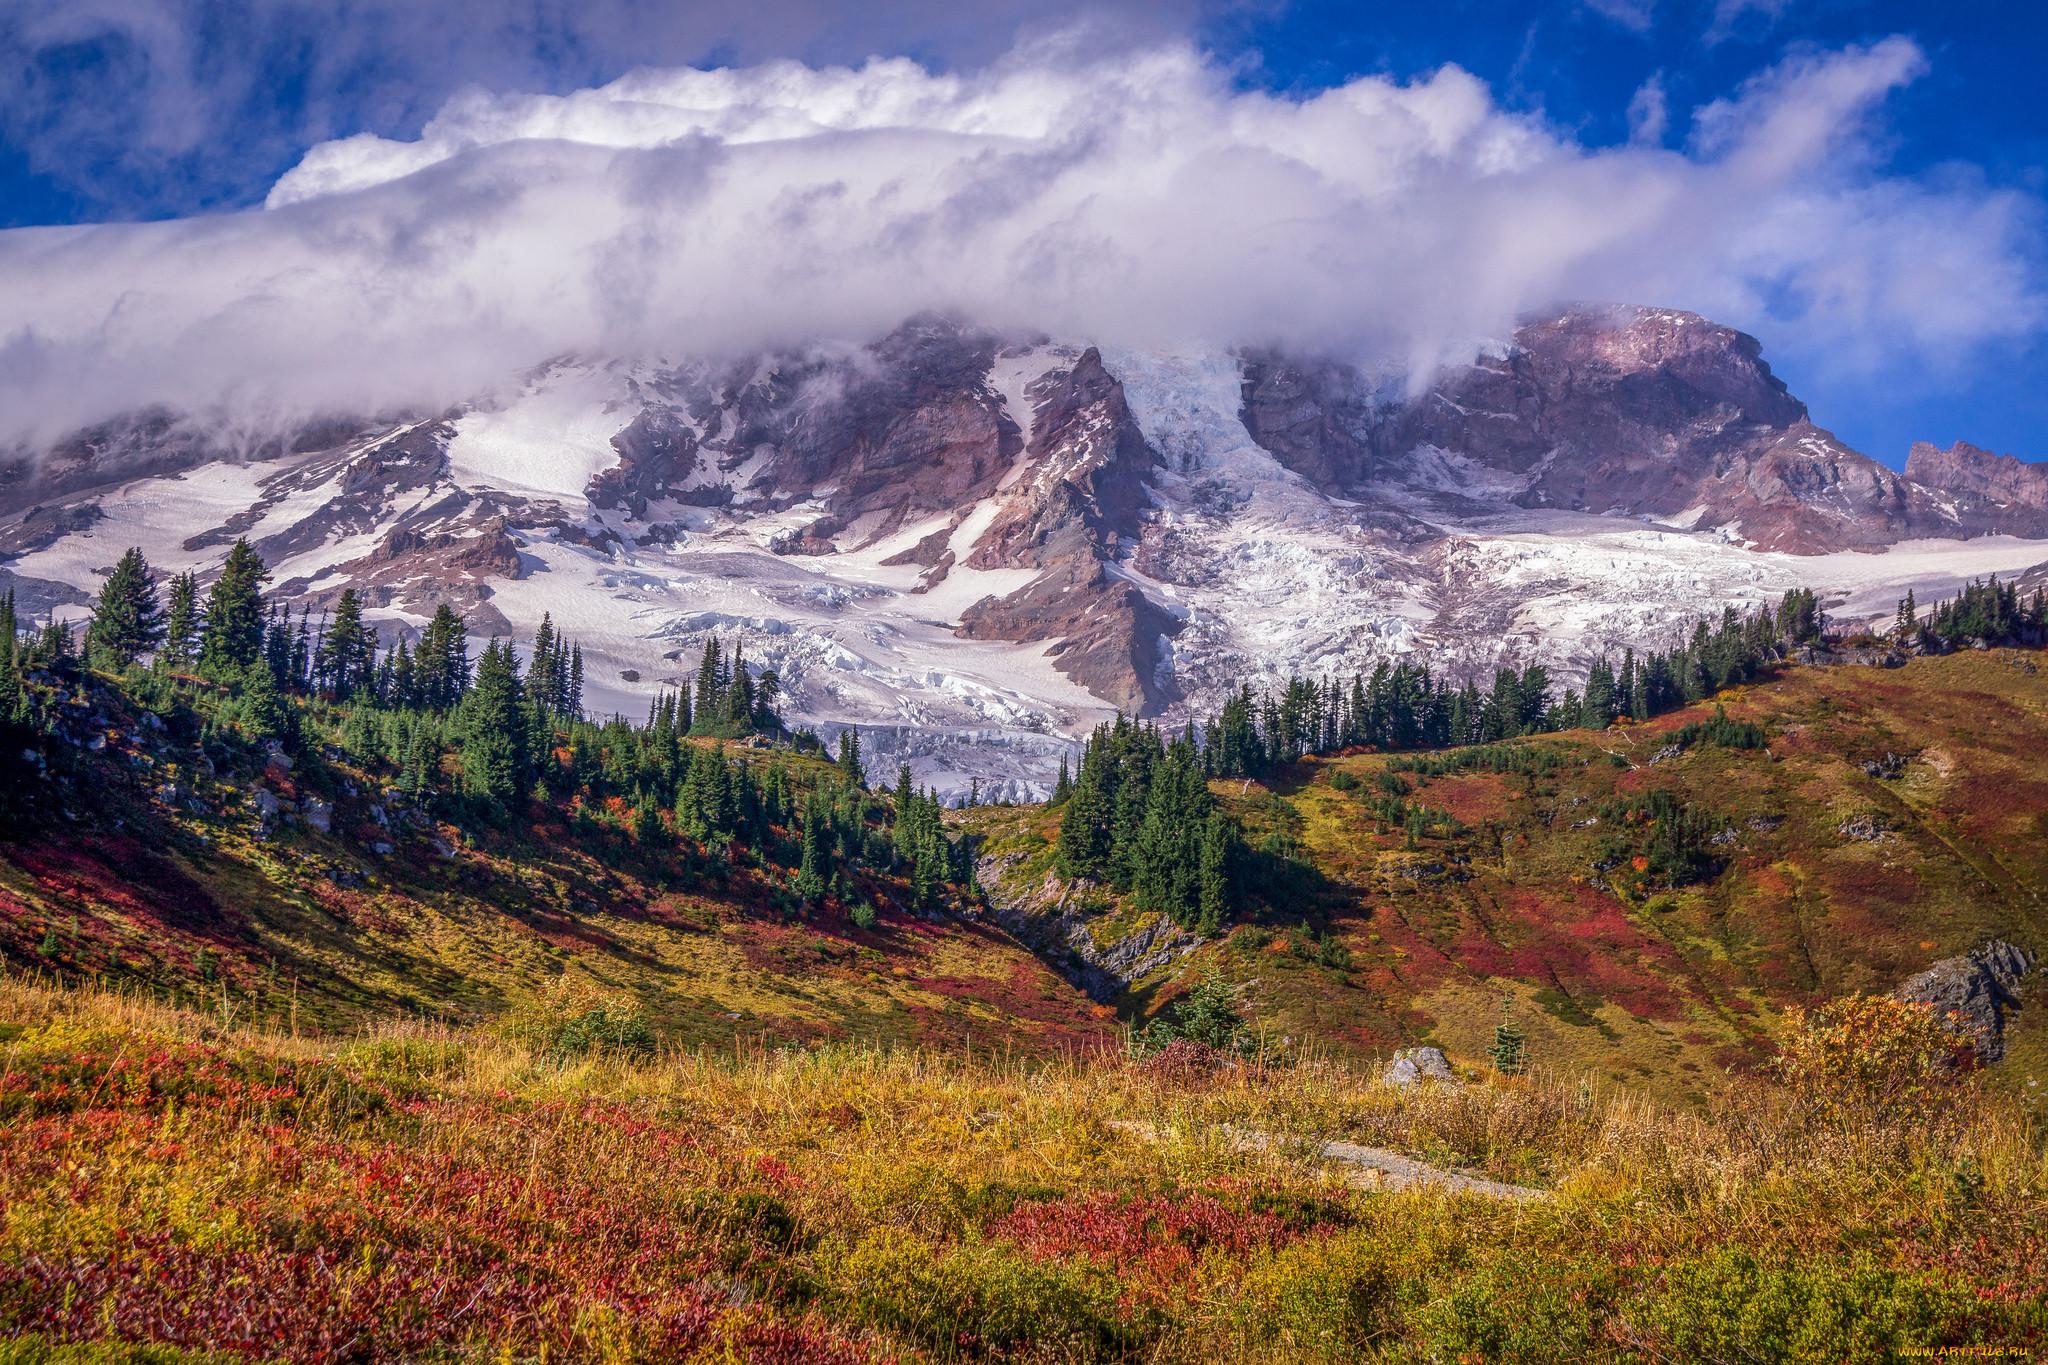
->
302;795;333;834
978;856;1202;1002
1894;940;2034;1064
1386;1046;1457;1086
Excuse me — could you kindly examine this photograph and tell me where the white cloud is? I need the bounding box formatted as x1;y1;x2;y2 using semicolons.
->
0;33;2039;445
1584;0;1655;34
1627;72;1668;146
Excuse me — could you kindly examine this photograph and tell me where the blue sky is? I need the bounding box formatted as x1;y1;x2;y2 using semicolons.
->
1;0;2043;466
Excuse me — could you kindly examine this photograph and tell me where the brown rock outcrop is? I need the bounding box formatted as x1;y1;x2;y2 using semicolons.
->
1903;441;2048;537
959;348;1175;715
1242;305;2043;553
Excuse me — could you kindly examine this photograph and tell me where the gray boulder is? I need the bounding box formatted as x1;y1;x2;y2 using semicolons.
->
1386;1046;1457;1086
302;795;333;834
1894;940;2034;1063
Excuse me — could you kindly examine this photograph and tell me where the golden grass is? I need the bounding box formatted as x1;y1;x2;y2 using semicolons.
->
2;972;2044;1361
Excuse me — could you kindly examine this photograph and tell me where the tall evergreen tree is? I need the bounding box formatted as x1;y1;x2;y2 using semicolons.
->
836;726;864;787
692;638;723;731
161;572;200;668
529;614;558;710
0;591;21;721
460;638;529;809
86;547;164;668
314;588;378;700
417;605;469;709
199;540;270;675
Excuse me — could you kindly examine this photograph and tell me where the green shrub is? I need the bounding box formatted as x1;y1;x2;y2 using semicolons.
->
1230;924;1273;953
840;1228;1142;1357
1237;1228;1402;1359
1638;1247;2009;1362
1328;770;1359;792
849;899;878;930
340;1037;468;1085
1411;1254;1618;1364
1135;969;1256;1057
498;977;657;1061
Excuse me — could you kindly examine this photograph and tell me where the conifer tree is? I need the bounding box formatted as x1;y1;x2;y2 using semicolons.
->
692;638;722;731
291;606;313;688
161;572;200;668
389;639;416;708
199;540;270;675
796;788;830;905
530;614;557;710
87;547;164;668
263;604;296;688
0;591;21;722
460;638;528;809
417;605;469;709
1486;996;1527;1075
1051;755;1072;805
314;588;377;700
836;727;864;786
1196;815;1235;934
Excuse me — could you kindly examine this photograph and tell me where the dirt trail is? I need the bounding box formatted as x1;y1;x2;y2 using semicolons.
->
1108;1120;1552;1201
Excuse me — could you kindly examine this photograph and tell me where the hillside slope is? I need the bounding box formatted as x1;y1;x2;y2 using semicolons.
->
969;650;2048;1103
0;671;1112;1056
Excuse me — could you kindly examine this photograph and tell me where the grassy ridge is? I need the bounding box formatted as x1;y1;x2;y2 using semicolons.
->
0;977;2040;1361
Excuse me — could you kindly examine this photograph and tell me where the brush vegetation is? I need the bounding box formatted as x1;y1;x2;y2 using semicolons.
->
0;975;2041;1362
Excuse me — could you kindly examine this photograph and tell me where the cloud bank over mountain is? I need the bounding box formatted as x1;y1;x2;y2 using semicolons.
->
0;31;2039;444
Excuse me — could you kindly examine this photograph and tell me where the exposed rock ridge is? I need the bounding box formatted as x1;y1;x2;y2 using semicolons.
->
977;852;1202;1002
1242;305;2048;553
1905;440;2048;535
959;347;1179;716
1893;939;2034;1064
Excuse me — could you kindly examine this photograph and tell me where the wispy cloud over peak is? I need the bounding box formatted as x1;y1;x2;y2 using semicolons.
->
0;34;2037;447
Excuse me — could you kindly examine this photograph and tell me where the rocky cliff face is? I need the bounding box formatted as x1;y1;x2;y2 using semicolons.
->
1893;940;2034;1064
959;347;1176;716
1244;306;2037;553
1905;441;2048;530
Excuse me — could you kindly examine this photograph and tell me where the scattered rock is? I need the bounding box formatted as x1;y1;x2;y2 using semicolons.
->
1648;744;1684;765
1860;752;1907;780
1385;1046;1457;1086
1837;813;1895;844
1746;814;1784;832
1709;828;1740;846
1894;941;2035;1064
302;796;333;834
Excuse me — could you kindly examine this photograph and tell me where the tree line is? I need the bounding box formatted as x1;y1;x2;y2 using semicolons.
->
1893;577;2047;650
1197;590;1820;778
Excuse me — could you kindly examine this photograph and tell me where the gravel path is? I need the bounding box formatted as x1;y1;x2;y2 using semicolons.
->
1109;1120;1552;1202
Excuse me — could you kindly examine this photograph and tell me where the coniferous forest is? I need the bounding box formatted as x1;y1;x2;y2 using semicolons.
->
0;539;982;923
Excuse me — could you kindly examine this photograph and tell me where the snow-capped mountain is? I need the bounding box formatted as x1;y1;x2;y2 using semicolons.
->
6;305;2047;799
